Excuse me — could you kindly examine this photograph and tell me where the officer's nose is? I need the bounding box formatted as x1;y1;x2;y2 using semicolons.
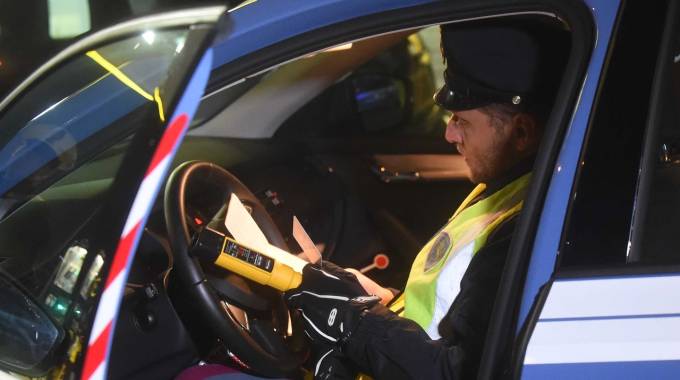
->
445;114;462;144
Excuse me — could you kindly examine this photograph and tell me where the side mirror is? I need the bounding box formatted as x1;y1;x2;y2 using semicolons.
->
352;74;408;132
0;272;64;377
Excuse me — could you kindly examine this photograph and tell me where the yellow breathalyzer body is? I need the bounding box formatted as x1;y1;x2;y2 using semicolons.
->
212;236;302;292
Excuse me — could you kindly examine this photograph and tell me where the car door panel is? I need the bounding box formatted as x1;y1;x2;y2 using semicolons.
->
515;0;680;378
522;275;680;379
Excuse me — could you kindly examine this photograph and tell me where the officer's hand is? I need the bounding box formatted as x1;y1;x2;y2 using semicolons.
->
284;262;368;344
310;346;357;380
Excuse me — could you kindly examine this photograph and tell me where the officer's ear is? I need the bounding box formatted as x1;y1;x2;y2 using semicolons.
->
511;113;539;153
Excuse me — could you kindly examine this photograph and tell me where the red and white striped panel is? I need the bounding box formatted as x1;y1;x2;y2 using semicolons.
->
81;114;189;380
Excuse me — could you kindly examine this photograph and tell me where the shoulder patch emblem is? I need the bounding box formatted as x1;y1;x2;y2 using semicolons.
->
425;232;451;271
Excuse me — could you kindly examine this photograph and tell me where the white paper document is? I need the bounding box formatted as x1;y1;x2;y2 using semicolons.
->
225;194;306;273
292;215;322;264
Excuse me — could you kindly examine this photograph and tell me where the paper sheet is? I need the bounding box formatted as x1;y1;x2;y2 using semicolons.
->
225;193;268;250
292;216;322;264
225;194;306;273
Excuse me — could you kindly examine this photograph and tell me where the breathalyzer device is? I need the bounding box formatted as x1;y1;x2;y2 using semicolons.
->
192;228;302;291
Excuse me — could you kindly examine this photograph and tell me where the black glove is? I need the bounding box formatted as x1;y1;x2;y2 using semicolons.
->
285;262;368;344
307;300;387;379
285;262;381;379
308;297;384;379
309;346;357;380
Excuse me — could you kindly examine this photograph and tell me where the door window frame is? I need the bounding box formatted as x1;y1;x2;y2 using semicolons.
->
511;0;680;378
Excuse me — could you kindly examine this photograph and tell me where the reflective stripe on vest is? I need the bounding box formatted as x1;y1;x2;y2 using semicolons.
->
402;173;531;339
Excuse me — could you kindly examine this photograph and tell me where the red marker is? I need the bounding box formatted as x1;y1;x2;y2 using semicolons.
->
359;253;390;273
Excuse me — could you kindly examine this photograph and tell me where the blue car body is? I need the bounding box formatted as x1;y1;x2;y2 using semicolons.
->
2;0;679;378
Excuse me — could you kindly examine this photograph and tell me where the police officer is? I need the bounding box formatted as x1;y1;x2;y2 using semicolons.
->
286;19;569;379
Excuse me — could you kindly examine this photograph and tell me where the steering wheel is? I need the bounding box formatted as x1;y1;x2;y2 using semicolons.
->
164;161;305;377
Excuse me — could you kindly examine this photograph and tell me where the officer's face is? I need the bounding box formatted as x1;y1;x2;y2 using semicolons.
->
445;109;514;184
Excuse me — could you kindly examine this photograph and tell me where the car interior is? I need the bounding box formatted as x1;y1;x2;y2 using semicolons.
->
0;13;572;379
111;25;472;379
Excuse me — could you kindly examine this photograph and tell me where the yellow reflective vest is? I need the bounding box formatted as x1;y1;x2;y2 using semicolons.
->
401;173;531;338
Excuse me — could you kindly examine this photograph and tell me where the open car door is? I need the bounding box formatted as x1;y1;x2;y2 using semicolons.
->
0;7;225;379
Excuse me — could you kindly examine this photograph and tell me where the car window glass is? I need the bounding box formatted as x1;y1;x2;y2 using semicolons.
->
558;1;671;268
0;29;187;217
0;28;188;324
0;0;230;99
627;8;680;265
190;27;447;140
275;27;447;139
